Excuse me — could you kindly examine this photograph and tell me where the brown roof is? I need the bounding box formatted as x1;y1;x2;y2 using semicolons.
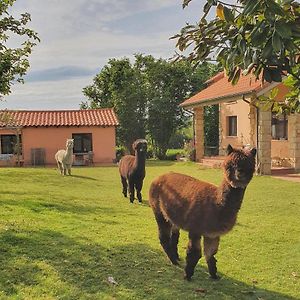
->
181;72;273;107
0;108;119;127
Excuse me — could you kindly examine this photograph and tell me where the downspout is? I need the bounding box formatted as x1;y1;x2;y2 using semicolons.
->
256;106;260;174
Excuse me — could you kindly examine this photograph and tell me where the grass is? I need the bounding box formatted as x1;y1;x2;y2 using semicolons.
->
0;161;299;300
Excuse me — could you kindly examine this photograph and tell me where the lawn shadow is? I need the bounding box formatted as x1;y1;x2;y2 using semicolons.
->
69;174;98;180
0;199;119;215
0;229;297;299
146;161;176;167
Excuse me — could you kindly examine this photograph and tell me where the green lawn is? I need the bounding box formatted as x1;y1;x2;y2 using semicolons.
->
0;162;299;300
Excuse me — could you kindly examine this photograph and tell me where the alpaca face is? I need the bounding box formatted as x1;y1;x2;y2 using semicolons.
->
133;139;147;153
224;144;256;188
66;139;74;149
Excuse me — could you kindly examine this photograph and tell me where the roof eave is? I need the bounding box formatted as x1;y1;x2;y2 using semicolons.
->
180;90;257;109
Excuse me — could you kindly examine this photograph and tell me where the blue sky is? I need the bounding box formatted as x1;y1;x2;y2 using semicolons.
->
1;0;205;110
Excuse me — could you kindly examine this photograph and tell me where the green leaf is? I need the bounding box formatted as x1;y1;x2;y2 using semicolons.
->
182;0;192;9
275;21;292;38
231;68;241;85
262;38;273;59
243;1;260;15
266;0;285;16
238;38;247;53
264;9;276;21
272;32;283;53
223;6;234;23
270;87;279;99
242;63;255;76
203;2;212;13
263;68;273;83
270;69;282;82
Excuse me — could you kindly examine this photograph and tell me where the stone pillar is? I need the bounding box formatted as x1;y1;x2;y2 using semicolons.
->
288;113;300;171
194;107;204;162
249;103;257;147
218;104;224;156
257;109;272;175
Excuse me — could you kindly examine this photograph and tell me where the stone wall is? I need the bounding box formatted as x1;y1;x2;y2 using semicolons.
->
194;107;204;162
257;110;271;175
288;113;300;171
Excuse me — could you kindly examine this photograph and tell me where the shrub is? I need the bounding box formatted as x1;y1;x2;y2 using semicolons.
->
116;146;126;162
184;141;196;161
165;149;185;161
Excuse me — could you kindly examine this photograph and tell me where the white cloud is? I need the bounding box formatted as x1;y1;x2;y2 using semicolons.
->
3;0;205;109
1;77;91;110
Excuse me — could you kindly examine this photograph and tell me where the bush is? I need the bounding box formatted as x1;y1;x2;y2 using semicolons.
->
116;146;126;162
165;149;185;161
146;143;155;159
184;141;196;161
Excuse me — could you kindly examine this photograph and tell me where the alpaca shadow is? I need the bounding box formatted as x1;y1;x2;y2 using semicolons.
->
69;174;98;181
0;229;296;299
0;199;118;216
146;161;176;167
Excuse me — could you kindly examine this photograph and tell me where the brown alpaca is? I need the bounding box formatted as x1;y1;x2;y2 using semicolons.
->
119;139;147;203
149;144;256;280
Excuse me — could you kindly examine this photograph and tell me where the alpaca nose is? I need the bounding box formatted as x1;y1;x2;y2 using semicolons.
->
236;169;246;180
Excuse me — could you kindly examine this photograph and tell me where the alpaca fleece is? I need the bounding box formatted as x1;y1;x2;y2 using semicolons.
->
119;139;147;203
149;144;256;280
55;139;74;176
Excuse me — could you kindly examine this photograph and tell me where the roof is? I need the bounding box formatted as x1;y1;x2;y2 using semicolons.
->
181;71;273;108
0;108;119;128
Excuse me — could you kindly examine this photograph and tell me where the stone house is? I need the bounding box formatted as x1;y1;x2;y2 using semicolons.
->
0;108;119;167
180;72;300;175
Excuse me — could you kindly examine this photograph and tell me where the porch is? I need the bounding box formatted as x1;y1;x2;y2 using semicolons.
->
200;155;296;176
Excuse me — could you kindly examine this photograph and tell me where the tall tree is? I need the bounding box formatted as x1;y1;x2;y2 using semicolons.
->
82;58;147;151
0;0;39;96
174;0;300;113
82;54;217;156
146;58;217;158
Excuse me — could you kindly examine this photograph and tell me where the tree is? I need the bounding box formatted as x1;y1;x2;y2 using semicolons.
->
82;54;217;156
173;0;300;113
0;0;39;96
82;57;147;151
146;58;217;158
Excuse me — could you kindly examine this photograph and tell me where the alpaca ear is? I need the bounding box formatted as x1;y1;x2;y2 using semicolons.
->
250;147;257;157
226;144;234;155
132;141;137;151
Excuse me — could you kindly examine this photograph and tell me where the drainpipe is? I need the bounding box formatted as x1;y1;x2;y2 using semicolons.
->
256;106;260;174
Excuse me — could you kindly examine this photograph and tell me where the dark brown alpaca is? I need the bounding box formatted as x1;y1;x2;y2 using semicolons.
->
119;139;147;203
149;144;256;280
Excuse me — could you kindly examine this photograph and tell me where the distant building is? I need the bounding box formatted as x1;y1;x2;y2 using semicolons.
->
0;108;119;167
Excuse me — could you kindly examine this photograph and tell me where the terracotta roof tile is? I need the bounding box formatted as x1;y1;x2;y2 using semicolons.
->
0;108;119;127
181;72;272;107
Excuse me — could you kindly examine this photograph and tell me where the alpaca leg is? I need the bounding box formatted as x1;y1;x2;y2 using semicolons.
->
170;227;180;261
203;236;220;280
135;180;143;203
128;179;135;203
57;161;63;175
62;163;67;176
154;212;179;265
121;176;128;197
184;233;201;281
67;165;71;175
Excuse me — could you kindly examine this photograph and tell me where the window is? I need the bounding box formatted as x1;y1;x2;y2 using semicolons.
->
227;116;237;136
272;113;288;140
72;133;92;153
1;134;22;154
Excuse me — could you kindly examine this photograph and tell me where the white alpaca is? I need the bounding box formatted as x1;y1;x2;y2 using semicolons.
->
55;139;74;175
